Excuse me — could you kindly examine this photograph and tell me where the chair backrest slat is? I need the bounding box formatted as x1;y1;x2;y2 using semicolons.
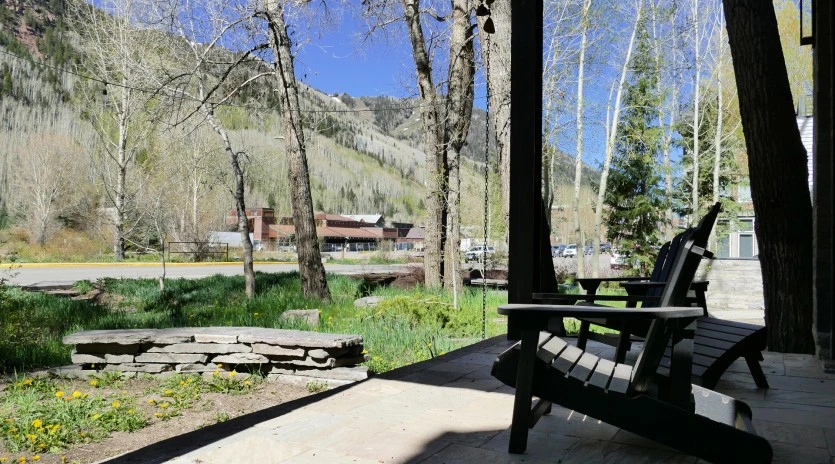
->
628;203;721;393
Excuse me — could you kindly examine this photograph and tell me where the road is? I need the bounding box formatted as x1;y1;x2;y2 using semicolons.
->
4;262;410;287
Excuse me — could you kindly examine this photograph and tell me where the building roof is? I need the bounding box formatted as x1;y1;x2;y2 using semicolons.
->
405;227;425;239
269;225;383;239
314;213;355;222
344;214;384;225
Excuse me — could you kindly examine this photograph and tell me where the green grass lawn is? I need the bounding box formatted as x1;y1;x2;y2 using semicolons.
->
0;273;509;375
0;272;630;376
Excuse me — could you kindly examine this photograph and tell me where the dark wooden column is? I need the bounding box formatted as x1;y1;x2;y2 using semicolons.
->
507;0;544;339
813;0;835;368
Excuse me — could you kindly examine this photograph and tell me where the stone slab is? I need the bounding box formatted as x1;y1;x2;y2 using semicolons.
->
104;363;172;373
307;349;330;360
176;363;217;373
66;327;362;349
354;296;385;308
48;365;99;379
71;352;106;364
75;343;142;355
269;356;335;368
64;329;191;345
105;354;135;363
334;355;369;368
135;353;208;364
147;343;252;354
212;353;270;364
251;344;305;357
236;328;362;349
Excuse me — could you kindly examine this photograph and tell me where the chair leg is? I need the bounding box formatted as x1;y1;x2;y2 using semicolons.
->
509;329;538;454
615;326;631;364
745;353;770;389
577;321;590;351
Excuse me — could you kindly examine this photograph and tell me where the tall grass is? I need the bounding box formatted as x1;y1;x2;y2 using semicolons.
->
0;273;509;374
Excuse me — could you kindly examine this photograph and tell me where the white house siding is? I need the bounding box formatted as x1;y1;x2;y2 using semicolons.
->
797;115;814;193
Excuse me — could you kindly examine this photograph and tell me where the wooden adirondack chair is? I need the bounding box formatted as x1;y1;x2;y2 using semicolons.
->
492;226;773;463
535;203;769;389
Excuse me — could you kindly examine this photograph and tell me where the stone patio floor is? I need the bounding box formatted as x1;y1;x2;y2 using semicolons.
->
104;313;835;464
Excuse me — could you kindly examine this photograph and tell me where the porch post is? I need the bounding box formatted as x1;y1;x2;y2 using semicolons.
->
813;0;835;368
507;0;544;339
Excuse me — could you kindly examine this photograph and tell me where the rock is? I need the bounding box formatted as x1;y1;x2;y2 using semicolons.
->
191;329;240;344
135;353;208;364
354;296;385;308
307;349;330;360
75;343;142;355
147;343;252;354
175;363;216;372
250;344;305;357
293;366;369;382
212;353;270;364
237;328;362;349
269;366;295;375
104;363;172;373
70;352;106;364
270;356;335;368
279;309;319;327
64;329;193;345
105;354;135;363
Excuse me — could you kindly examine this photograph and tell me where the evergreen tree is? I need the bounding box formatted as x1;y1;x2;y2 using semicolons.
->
604;19;666;273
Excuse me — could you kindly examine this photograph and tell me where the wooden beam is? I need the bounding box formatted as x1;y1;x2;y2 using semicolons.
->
508;0;544;339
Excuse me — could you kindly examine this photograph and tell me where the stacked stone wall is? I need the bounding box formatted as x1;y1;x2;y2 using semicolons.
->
60;327;368;386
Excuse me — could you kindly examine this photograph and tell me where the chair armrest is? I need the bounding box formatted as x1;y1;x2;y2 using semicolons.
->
498;304;702;330
533;292;660;305
620;281;665;296
690;280;709;291
575;276;649;294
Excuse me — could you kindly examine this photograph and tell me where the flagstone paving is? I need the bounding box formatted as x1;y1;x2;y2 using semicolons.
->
102;318;835;464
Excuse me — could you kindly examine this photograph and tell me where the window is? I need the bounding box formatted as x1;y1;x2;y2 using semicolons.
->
738;185;752;202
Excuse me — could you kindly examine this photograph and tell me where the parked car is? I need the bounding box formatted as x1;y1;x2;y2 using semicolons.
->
583;245;593;255
562;244;577;258
600;242;612;253
610;250;628;269
465;245;496;262
551;244;566;258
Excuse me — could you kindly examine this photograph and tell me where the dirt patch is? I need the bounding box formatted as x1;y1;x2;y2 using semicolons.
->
0;377;311;464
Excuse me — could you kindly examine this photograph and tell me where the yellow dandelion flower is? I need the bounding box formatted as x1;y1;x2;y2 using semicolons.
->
89;380;98;387
111;400;120;409
159;402;169;409
244;380;251;386
26;433;36;442
228;370;237;377
31;457;39;462
186;378;194;384
22;379;32;385
72;391;82;398
91;414;101;421
154;412;163;418
361;349;368;354
147;399;156;404
254;312;260;317
31;419;42;428
215;363;223;368
213;371;220;377
54;391;64;398
16;457;25;463
179;381;185;386
127;409;135;414
3;418;14;423
164;389;174;396
61;457;67;464
0;457;7;463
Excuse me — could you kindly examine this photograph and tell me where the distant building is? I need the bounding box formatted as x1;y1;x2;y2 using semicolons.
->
227;208;420;251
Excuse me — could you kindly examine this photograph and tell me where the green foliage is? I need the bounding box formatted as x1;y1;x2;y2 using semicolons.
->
305;381;329;393
604;19;667;274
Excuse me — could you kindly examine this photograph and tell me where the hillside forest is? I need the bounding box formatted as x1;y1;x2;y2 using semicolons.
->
0;0;811;294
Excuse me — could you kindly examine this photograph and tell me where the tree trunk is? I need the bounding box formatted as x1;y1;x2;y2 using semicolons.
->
203;106;256;298
592;0;642;277
690;0;702;224
723;0;814;353
710;62;723;250
403;0;446;288
444;0;476;294
266;2;330;300
652;0;676;239
477;1;511;245
114;93;128;262
574;0;590;279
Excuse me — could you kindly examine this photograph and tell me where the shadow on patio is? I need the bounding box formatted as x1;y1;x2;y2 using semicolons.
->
100;332;835;464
